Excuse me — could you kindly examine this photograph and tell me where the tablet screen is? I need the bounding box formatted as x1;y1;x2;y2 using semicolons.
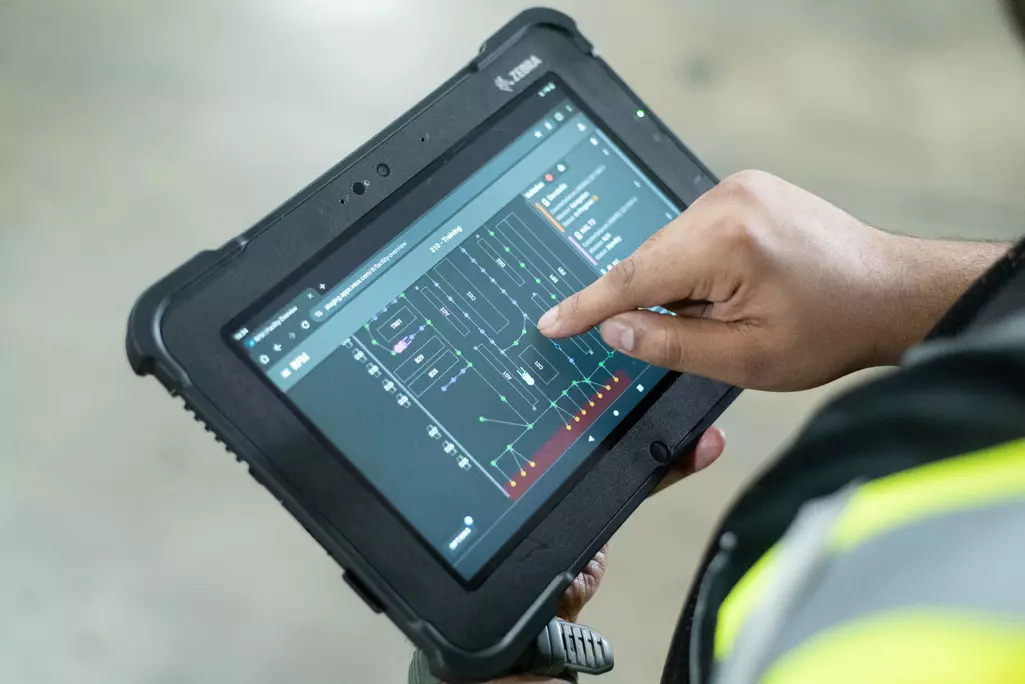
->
230;76;682;581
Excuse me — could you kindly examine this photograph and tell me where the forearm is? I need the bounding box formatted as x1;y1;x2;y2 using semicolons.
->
869;234;1011;365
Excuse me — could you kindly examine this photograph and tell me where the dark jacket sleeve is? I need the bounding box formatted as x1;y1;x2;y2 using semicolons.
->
661;238;1025;684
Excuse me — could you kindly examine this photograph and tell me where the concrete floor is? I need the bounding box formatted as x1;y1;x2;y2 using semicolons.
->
3;1;1024;682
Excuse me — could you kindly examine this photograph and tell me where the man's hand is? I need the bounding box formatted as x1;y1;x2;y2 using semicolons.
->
537;170;1008;391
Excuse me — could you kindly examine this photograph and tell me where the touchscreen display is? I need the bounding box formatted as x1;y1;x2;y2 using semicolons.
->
230;77;682;581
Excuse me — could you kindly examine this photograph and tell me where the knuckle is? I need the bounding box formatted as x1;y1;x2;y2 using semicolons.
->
721;169;770;194
655;329;686;368
721;218;760;254
716;170;773;209
708;172;772;254
606;257;638;294
561;291;584;318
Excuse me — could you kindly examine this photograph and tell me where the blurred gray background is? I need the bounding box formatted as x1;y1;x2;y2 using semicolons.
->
3;1;1024;682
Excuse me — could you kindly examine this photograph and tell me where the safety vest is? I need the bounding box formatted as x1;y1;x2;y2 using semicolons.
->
713;438;1025;684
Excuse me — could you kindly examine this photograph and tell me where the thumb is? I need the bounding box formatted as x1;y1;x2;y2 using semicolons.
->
599;310;755;382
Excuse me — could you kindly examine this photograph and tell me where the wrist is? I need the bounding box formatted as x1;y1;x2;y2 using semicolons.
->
869;233;1010;365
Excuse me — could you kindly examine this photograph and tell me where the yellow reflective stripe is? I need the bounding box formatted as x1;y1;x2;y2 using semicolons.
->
830;438;1025;551
714;545;779;659
760;611;1025;684
714;439;1025;661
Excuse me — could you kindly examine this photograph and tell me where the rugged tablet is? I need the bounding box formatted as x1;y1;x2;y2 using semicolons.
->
127;9;738;681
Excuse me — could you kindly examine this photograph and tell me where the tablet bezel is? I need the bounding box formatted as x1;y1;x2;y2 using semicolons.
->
127;9;738;681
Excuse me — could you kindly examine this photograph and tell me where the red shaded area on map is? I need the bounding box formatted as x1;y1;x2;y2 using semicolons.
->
504;370;632;501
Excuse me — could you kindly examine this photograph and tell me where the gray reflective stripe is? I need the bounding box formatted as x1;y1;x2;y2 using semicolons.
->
713;484;858;684
713;494;1025;684
762;496;1025;672
408;650;441;684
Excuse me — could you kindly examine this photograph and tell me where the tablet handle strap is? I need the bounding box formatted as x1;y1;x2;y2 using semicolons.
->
407;618;613;683
513;617;614;679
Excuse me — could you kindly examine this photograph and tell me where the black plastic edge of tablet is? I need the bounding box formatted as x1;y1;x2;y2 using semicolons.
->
471;8;593;71
672;386;742;459
127;248;225;389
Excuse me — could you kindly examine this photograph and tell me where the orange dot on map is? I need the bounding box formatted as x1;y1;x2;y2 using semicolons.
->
574;416;581;422
510;481;517;487
530;461;536;467
605;385;611;390
613;377;620;383
520;470;526;476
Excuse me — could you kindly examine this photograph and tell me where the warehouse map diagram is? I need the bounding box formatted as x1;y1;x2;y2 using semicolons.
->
347;206;635;501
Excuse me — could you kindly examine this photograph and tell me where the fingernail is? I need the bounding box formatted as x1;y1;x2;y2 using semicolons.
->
601;319;635;352
538;306;559;333
693;428;724;470
695;431;718;461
